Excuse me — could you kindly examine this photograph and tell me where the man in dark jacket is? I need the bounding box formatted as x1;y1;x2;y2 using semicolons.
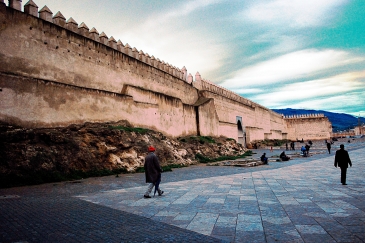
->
144;145;164;198
305;144;310;156
334;144;352;185
326;142;331;154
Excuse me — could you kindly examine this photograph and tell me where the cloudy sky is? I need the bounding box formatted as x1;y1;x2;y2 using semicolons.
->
29;0;364;116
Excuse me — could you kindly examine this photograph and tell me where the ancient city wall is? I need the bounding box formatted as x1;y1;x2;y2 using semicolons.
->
0;1;199;136
0;1;332;142
284;114;332;141
193;79;289;143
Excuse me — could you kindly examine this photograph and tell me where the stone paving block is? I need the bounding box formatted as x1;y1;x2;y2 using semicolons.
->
211;225;236;236
211;234;234;243
237;214;262;223
299;233;337;243
335;216;365;226
234;231;266;243
265;232;304;243
295;224;327;234
236;222;263;232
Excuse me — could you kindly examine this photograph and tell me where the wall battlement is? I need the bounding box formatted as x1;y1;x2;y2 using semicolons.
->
283;114;325;119
3;0;186;81
194;77;256;109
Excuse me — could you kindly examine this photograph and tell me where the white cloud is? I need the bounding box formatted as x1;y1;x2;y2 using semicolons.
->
243;71;365;111
113;0;227;76
163;0;224;19
284;93;364;113
243;0;348;28
221;49;364;89
247;34;310;63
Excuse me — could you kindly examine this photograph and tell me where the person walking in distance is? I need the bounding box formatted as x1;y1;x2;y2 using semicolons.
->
305;143;310;156
334;144;352;185
144;145;164;198
326;141;331;154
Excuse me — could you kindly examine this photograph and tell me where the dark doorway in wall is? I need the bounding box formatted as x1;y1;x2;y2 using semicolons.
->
237;117;246;147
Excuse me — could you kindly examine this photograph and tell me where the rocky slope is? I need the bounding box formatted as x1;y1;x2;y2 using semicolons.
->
0;120;246;187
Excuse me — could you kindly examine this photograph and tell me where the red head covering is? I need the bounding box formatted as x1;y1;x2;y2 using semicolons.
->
148;146;155;152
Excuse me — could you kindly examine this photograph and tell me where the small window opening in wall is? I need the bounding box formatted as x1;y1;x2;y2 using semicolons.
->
0;88;2;92
43;31;46;34
79;54;81;56
68;50;70;52
29;27;32;30
79;44;81;47
55;46;59;49
89;57;91;59
68;40;71;43
44;41;47;44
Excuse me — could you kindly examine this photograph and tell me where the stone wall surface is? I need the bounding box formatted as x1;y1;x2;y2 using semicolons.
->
196;85;289;142
0;1;332;143
285;117;332;141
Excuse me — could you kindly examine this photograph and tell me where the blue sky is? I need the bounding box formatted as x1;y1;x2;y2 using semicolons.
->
29;0;364;116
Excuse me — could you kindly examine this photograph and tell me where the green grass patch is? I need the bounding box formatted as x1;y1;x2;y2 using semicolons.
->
135;167;145;173
259;139;290;146
180;136;216;144
195;150;252;163
109;126;150;134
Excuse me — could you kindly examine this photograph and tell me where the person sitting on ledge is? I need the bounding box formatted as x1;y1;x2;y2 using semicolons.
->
260;153;268;164
280;151;290;161
301;145;307;157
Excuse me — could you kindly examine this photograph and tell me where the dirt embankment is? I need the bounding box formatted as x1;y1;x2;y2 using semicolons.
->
0;121;246;187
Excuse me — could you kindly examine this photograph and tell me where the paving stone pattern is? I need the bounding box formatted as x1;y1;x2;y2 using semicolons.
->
0;144;364;242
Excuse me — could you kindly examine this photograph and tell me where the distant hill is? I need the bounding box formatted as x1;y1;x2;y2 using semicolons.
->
272;108;365;132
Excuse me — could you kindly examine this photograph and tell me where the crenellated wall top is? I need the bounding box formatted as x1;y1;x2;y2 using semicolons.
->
193;77;257;109
4;0;187;81
283;114;325;119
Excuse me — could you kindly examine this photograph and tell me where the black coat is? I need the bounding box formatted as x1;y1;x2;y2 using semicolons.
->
334;149;352;168
144;152;162;183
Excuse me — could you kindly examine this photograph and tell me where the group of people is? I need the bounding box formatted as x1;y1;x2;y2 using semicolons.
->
142;140;353;199
260;151;291;164
258;142;352;185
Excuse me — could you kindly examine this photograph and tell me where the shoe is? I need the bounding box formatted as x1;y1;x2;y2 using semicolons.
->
158;191;164;196
342;183;347;185
144;195;151;198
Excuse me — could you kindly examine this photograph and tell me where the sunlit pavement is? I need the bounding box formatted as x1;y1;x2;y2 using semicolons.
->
1;144;364;242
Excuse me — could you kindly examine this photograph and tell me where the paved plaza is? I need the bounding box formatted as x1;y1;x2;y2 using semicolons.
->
1;142;364;242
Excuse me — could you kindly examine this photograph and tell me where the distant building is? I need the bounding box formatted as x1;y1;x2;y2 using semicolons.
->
354;125;365;136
